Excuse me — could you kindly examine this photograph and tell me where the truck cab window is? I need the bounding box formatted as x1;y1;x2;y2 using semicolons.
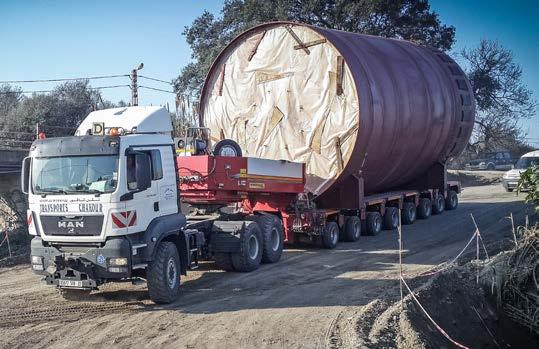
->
149;150;163;180
126;154;137;190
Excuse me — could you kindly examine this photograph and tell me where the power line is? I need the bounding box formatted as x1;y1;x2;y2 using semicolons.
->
139;75;173;85
139;85;175;94
0;74;129;84
0;84;131;94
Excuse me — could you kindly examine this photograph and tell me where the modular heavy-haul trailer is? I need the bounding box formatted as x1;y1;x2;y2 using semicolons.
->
23;22;474;304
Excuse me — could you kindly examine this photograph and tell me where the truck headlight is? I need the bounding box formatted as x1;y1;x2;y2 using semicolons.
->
108;257;128;266
31;256;44;270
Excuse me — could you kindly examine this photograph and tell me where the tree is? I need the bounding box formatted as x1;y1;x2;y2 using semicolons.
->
175;0;455;96
462;39;537;153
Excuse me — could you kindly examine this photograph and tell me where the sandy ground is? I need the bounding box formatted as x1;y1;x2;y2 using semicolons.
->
0;181;533;349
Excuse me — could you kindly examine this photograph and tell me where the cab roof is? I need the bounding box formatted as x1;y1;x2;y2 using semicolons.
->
75;106;172;136
522;150;539;157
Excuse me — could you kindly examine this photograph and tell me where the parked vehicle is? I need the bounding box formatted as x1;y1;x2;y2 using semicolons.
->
22;22;474;304
502;150;539;192
465;151;516;171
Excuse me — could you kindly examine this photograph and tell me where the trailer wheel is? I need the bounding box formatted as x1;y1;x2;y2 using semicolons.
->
417;198;432;219
401;202;416;225
321;222;339;248
342;216;361;242
432;194;445;215
383;207;399;230
445;190;458;210
213;139;242;157
231;221;263;272
146;241;181;304
256;214;284;263
214;253;235;271
365;212;382;236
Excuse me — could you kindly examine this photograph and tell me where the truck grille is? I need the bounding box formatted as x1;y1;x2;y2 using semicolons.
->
40;216;103;236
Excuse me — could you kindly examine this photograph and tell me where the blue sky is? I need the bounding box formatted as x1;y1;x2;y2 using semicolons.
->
1;0;537;144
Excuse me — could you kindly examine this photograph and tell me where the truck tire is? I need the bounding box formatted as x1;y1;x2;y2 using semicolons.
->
417;198;432;219
432;194;445;215
445;190;458;210
146;241;181;304
401;202;416;225
365;212;382;236
383;207;399;230
322;222;339;248
231;221;263;272
58;288;91;301
342;216;361;242
256;214;284;263
214;253;235;271
213;139;242;157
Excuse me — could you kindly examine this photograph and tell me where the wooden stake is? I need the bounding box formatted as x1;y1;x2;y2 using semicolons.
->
509;212;517;247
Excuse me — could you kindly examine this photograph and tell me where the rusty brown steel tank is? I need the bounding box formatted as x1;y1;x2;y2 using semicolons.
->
199;22;475;208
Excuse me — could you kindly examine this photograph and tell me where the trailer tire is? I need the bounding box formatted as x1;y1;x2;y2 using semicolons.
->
213;139;242;157
445;190;458;210
231;221;263;272
365;212;382;236
255;214;284;263
342;216;361;242
383;207;399;230
146;241;181;304
214;253;235;271
401;202;416;225
432;194;445;215
321;222;339;248
417;198;432;219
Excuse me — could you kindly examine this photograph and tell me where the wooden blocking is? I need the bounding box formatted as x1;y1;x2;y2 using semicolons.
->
248;30;266;61
334;137;343;172
217;64;226;96
293;38;326;50
285;25;310;55
309;117;327;154
336;56;344;96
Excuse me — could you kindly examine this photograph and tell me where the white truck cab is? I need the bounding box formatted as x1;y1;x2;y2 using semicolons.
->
502;150;539;192
23;107;201;303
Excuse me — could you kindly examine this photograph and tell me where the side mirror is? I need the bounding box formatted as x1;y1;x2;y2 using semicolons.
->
135;153;151;190
21;157;31;194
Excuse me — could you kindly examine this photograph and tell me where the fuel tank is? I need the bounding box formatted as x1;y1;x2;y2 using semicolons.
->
199;22;475;208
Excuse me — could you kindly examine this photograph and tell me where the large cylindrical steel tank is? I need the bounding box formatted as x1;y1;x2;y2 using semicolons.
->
199;22;475;208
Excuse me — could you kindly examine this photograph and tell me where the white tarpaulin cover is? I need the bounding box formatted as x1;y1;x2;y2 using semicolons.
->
201;25;359;195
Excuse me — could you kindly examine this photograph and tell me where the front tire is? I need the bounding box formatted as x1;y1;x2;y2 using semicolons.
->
147;241;181;304
231;221;263;272
445;190;458;210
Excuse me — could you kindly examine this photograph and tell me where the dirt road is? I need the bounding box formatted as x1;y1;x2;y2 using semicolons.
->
0;183;532;348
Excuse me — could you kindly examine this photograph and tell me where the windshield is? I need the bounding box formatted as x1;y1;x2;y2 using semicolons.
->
32;155;119;195
514;157;539;169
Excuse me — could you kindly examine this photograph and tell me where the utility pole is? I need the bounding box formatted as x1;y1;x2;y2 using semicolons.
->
130;63;144;106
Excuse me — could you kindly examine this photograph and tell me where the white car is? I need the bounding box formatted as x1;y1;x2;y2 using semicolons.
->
502;150;539;192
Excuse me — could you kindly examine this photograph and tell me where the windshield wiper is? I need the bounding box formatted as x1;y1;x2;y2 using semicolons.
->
37;188;68;196
65;189;102;196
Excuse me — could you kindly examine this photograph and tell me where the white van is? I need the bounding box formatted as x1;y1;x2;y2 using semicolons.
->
502;150;539;192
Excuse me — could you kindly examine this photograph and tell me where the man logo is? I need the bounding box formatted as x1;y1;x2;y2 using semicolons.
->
58;221;84;228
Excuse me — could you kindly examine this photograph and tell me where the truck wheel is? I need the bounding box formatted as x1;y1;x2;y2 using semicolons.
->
365;212;382;236
417;198;432;219
146;241;181;304
506;188;514;193
213;139;242;157
432;194;445;215
58;288;91;301
342;216;361;242
256;214;284;263
214;253;235;271
401;202;416;225
445;190;458;210
231;221;263;272
487;163;495;170
322;222;339;248
383;207;399;230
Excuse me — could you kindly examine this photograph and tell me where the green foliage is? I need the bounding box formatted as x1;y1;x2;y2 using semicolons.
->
462;40;537;152
176;0;455;96
518;165;539;211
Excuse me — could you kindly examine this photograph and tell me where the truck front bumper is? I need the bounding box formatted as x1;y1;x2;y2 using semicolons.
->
30;236;132;289
502;179;520;191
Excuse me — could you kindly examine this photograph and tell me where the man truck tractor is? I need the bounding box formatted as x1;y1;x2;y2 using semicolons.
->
23;22;473;304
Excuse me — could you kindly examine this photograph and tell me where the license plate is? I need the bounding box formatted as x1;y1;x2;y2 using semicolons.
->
59;279;83;288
